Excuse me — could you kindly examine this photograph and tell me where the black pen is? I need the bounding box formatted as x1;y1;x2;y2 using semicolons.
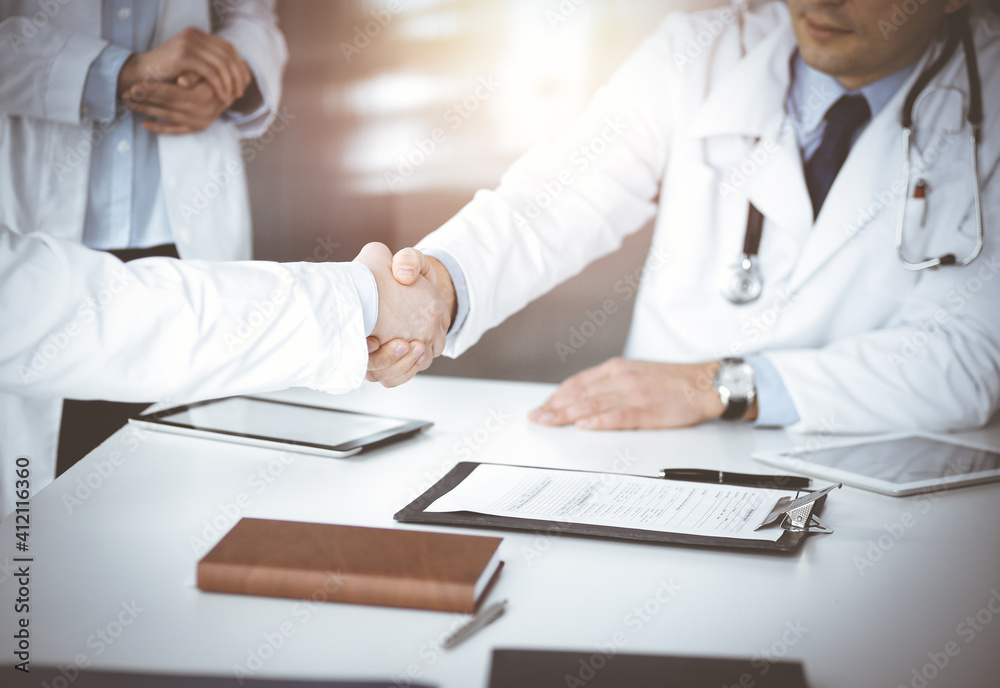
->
658;468;811;489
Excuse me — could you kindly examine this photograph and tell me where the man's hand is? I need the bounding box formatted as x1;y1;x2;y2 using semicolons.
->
119;27;251;104
354;243;449;387
529;359;744;430
118;27;252;135
366;247;457;387
123;79;229;135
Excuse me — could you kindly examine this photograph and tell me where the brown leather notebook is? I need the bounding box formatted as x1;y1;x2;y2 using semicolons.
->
197;518;503;613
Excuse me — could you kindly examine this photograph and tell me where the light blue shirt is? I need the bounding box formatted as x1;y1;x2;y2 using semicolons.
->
81;0;168;250
431;50;920;427
787;51;916;161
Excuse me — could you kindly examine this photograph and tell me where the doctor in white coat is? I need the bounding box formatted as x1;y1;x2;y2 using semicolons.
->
0;0;287;489
0;228;446;517
378;0;1000;434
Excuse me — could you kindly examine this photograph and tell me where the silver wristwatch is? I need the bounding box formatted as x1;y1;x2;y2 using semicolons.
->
712;357;756;421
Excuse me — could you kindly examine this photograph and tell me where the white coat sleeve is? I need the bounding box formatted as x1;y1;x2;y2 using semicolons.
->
213;0;288;138
0;227;368;402
0;15;107;124
416;17;687;357
766;175;1000;434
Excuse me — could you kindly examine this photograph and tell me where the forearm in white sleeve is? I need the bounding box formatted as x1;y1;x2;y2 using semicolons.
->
0;228;368;403
415;15;692;357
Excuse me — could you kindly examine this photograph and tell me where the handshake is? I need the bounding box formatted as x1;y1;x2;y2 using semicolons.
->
353;243;455;388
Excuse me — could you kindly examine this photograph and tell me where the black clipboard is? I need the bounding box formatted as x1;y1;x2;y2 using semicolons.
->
394;462;830;554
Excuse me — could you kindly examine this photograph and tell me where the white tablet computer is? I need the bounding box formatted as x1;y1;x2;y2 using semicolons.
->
130;395;432;458
753;433;1000;497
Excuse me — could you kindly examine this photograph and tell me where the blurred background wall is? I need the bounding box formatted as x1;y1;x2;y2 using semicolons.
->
246;0;725;383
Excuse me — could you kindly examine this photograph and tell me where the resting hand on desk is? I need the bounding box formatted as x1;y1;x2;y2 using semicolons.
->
529;359;755;430
356;244;451;388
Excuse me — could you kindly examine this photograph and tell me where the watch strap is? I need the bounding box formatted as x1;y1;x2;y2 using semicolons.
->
721;397;748;421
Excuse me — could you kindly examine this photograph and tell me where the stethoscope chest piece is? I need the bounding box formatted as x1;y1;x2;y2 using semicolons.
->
724;254;763;304
724;202;766;304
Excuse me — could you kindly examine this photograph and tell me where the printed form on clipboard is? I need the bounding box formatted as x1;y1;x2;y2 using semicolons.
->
423;464;799;542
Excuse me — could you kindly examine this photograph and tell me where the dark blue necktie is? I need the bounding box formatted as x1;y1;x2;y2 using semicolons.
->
804;94;871;219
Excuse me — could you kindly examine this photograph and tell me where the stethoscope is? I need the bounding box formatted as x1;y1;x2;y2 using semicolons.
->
724;9;985;305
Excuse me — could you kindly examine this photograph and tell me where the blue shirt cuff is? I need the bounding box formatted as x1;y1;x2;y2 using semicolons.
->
343;263;378;337
420;248;469;336
746;355;800;428
81;43;132;123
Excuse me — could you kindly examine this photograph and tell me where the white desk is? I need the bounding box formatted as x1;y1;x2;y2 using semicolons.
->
2;376;999;687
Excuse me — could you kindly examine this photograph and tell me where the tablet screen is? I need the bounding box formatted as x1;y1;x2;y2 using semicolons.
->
784;436;1000;485
147;396;414;450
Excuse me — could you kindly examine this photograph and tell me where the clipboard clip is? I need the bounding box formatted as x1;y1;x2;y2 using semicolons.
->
755;483;842;534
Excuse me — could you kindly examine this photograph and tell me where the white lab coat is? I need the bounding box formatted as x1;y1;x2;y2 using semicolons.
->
0;0;287;256
419;3;1000;434
0;0;287;514
0;227;368;516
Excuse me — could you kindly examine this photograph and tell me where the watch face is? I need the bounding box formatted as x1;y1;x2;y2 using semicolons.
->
717;362;755;398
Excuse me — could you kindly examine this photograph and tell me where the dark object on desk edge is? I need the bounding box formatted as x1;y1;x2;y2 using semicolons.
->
488;649;808;688
1;667;434;688
660;468;812;490
395;462;829;554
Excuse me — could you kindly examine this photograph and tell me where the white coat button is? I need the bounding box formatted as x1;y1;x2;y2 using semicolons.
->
117;7;131;20
166;175;179;190
116;139;131;154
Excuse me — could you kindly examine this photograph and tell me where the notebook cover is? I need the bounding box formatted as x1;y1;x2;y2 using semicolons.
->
395;462;823;553
487;649;809;688
197;518;503;613
2;667;434;688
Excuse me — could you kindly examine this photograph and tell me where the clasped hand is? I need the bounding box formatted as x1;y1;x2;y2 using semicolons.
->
354;243;450;388
117;27;253;135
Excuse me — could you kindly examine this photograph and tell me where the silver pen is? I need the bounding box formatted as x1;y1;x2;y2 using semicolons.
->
442;599;508;649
